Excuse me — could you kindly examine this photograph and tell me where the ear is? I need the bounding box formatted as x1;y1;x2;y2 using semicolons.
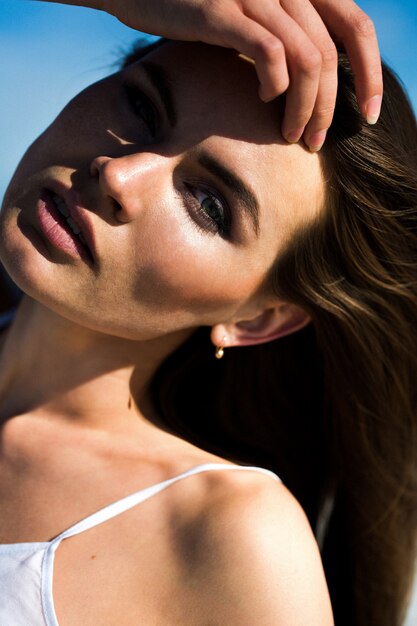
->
211;304;311;349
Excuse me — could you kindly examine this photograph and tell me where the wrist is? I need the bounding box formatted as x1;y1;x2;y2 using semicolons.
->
87;0;106;10
36;0;107;10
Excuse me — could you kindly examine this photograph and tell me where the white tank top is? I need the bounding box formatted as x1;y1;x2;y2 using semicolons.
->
0;462;280;626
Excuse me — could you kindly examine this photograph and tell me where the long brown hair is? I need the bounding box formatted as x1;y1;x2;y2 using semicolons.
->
269;55;417;625
122;43;417;625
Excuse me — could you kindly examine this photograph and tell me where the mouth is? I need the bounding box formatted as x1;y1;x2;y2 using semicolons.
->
37;189;96;267
52;193;88;246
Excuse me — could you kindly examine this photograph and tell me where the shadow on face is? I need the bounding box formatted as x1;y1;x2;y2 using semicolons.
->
0;40;324;344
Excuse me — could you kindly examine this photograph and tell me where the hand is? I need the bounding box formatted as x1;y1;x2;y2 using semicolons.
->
48;0;384;151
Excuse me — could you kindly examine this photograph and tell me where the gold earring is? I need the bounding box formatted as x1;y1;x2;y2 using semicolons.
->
215;336;227;360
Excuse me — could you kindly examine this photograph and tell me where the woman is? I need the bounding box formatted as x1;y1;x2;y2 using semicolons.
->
0;1;416;625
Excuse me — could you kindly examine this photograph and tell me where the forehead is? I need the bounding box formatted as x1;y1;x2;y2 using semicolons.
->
127;41;325;246
131;41;284;142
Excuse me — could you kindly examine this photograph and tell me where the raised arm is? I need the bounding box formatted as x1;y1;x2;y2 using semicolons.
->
36;0;382;152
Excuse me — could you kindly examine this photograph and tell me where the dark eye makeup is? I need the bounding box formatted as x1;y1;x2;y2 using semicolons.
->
124;80;233;239
182;184;232;238
124;84;158;137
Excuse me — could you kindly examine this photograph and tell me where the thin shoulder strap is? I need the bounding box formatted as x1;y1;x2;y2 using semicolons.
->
52;463;280;544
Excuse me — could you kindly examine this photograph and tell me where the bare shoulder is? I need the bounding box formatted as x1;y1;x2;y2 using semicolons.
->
176;467;334;626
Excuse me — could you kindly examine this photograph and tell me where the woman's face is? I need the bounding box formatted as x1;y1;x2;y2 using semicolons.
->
0;41;324;340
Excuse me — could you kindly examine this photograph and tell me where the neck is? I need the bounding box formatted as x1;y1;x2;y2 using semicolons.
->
0;263;21;314
0;296;191;435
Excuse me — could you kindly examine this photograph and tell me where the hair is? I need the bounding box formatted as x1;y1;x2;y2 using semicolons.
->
123;41;417;625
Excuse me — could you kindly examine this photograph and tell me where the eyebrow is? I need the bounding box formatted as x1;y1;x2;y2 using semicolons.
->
140;60;177;127
140;60;260;237
197;152;260;237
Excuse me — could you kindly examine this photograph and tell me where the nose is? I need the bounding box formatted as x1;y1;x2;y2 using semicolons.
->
89;152;170;223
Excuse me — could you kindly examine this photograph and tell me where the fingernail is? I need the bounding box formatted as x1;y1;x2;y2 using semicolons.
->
366;95;382;125
285;127;304;143
260;92;276;103
259;85;275;103
307;129;327;152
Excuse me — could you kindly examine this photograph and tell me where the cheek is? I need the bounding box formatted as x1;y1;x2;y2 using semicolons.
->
125;212;264;323
22;80;123;173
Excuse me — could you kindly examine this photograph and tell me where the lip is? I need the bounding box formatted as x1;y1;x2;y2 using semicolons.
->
41;181;97;267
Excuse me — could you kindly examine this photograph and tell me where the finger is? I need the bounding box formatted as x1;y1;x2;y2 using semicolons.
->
244;1;324;141
281;0;338;150
310;0;383;124
200;9;290;100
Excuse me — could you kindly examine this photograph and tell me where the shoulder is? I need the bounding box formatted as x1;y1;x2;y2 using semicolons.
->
176;467;334;626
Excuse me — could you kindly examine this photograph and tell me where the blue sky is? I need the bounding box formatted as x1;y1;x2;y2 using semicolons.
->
1;0;417;202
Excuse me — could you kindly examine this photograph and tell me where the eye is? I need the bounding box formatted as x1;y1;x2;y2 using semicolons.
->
124;85;158;137
184;185;231;237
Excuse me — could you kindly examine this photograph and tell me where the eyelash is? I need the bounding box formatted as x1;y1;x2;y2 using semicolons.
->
124;84;158;137
124;83;232;237
181;184;232;237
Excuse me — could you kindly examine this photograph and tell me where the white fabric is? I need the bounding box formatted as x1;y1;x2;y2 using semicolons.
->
0;463;280;626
